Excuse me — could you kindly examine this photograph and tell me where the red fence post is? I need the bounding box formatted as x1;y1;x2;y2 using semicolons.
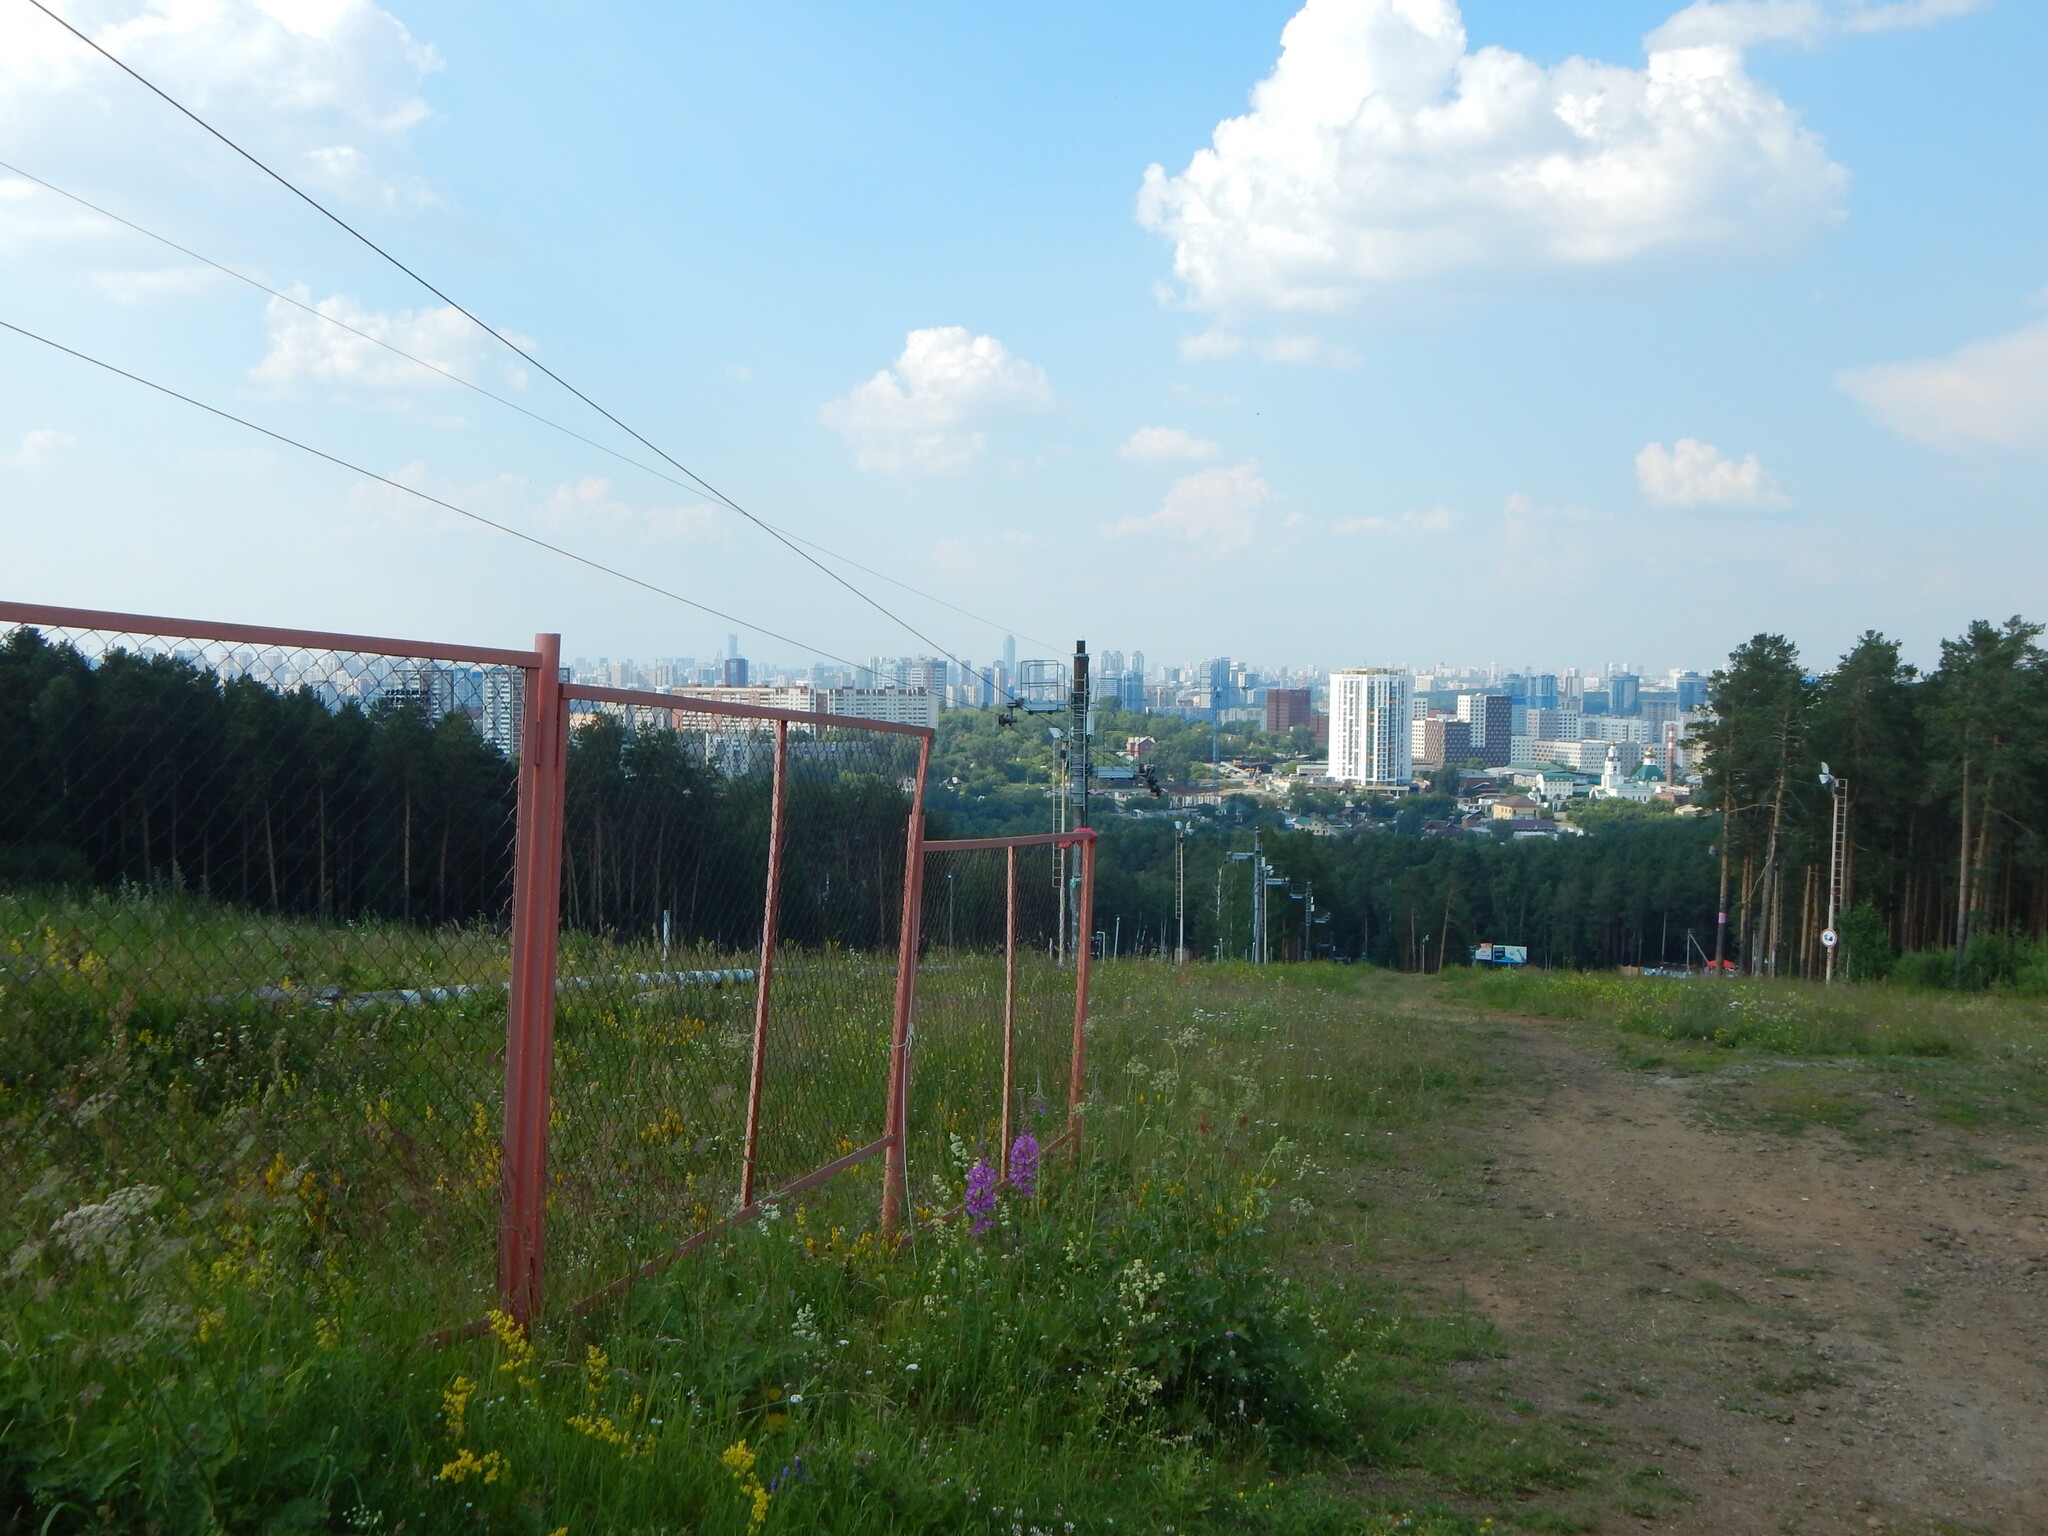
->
740;719;790;1207
999;843;1018;1182
1066;831;1096;1156
881;735;931;1238
500;634;567;1324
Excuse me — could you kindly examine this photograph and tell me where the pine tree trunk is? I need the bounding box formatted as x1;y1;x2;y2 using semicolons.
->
1954;754;1972;983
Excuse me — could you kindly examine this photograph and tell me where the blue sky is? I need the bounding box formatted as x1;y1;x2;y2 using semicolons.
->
3;0;2043;679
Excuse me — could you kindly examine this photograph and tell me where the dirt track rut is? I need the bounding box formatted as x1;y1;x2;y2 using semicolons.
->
1446;1022;2048;1533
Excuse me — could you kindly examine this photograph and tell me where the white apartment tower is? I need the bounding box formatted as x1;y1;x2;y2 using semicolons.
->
1328;668;1413;786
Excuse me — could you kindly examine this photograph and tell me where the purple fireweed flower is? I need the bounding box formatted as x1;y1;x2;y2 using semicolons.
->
1008;1133;1040;1200
964;1157;999;1235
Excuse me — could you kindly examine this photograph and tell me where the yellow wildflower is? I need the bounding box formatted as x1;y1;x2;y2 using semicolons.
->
443;1374;477;1439
438;1447;507;1485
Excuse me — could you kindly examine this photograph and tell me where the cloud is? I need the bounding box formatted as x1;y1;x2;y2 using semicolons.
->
90;266;223;304
343;465;720;542
1648;0;1985;50
0;0;444;219
1259;334;1361;367
1837;318;2048;450
1104;463;1272;555
537;477;724;543
1180;329;1245;360
1635;438;1790;507
1499;491;1612;586
1137;0;1869;311
251;287;500;390
1334;504;1461;534
1119;426;1220;463
822;327;1053;472
8;428;76;469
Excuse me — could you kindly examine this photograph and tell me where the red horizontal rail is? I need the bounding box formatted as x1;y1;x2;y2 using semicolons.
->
922;829;1098;853
563;1135;894;1318
0;599;543;670
564;680;935;739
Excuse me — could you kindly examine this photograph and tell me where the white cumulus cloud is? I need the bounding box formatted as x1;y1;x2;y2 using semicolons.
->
1837;319;2048;451
1137;0;1868;311
1334;504;1461;534
537;477;724;543
1119;426;1220;463
8;428;77;469
251;287;498;390
1104;463;1272;555
1635;438;1790;508
1649;0;1985;50
0;0;444;224
822;327;1053;473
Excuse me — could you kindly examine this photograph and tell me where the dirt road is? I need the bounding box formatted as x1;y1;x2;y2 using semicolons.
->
1433;1020;2048;1533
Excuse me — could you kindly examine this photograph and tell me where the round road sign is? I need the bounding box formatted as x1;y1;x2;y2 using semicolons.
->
1820;928;1839;949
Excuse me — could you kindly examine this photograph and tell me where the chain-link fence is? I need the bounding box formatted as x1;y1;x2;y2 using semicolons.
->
541;685;927;1312
0;602;1098;1330
905;833;1094;1220
0;605;534;1324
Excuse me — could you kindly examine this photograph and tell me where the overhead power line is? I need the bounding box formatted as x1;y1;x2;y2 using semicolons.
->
0;157;1061;655
0;316;897;682
26;0;1042;705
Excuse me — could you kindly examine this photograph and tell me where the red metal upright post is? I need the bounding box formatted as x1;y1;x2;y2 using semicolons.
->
881;735;931;1238
999;844;1017;1181
740;719;789;1207
500;634;567;1323
1066;832;1096;1155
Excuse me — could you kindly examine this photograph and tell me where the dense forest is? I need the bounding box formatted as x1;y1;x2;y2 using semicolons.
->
0;629;915;953
1693;621;2048;985
6;616;2044;983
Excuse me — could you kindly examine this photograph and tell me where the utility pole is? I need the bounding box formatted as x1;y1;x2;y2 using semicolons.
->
1173;819;1188;963
1252;826;1264;964
1819;763;1849;983
1055;640;1090;963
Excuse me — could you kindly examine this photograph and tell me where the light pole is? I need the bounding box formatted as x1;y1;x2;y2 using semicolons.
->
1818;762;1849;983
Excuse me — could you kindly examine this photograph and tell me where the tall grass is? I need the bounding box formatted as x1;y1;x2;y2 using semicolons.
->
3;894;1572;1533
1450;964;2047;1068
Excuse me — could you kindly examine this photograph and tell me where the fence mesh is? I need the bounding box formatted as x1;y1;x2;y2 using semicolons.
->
2;608;1095;1324
905;840;1076;1217
540;692;920;1307
0;618;525;1322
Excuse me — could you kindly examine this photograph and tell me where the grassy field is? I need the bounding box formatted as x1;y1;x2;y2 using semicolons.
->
8;892;2046;1534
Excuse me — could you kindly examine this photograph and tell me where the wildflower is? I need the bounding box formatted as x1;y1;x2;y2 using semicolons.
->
964;1158;999;1235
721;1439;771;1533
792;1303;821;1348
486;1308;537;1390
437;1447;507;1485
443;1374;477;1439
1008;1133;1040;1199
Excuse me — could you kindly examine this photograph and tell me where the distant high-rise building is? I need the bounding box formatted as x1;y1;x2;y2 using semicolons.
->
1674;671;1710;712
1129;649;1145;682
1265;687;1312;734
1003;635;1017;677
1456;692;1512;767
1207;656;1236;709
1329;669;1413;785
1411;716;1473;768
481;669;525;758
1609;673;1641;717
723;656;749;687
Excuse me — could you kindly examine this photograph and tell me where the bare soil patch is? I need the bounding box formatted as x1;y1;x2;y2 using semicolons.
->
1412;1018;2048;1534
